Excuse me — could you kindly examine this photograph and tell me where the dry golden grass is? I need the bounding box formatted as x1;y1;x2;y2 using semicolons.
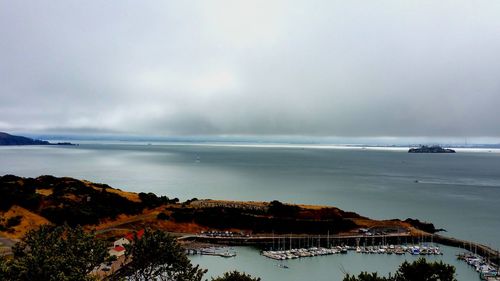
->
62;193;79;201
84;181;141;202
0;206;50;239
155;221;207;234
192;199;342;211
351;218;411;229
297;204;336;210
190;199;268;208
35;188;53;196
0;178;413;241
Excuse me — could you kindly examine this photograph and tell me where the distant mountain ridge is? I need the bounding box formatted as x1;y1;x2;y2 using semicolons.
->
0;132;76;146
0;132;50;145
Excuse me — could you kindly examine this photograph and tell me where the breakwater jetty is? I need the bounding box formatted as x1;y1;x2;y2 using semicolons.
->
179;233;414;249
432;234;500;265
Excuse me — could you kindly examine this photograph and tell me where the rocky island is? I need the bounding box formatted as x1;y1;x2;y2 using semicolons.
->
408;145;456;153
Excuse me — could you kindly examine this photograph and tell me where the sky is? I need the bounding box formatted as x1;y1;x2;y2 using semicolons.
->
1;1;500;140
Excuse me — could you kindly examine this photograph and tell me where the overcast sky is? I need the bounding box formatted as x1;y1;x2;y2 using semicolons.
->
1;1;500;139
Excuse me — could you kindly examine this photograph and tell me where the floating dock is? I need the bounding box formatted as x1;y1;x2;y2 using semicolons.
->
261;244;443;261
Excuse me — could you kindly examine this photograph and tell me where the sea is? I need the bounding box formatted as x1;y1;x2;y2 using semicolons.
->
1;142;499;280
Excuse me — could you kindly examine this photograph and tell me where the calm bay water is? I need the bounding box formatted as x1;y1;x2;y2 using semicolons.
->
1;143;499;280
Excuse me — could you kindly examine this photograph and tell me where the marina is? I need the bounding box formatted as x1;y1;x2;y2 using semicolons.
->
181;231;499;262
458;253;500;281
261;244;443;261
190;245;486;281
185;232;499;280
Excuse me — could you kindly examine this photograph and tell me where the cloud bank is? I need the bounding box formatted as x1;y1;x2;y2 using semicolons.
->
1;1;500;137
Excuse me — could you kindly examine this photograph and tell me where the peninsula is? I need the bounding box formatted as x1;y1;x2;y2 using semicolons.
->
0;175;435;240
0;132;75;146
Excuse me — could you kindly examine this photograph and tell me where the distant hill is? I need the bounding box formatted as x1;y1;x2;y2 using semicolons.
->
0;132;76;146
0;132;50;145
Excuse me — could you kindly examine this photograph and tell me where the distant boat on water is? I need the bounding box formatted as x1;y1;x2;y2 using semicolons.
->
408;145;456;153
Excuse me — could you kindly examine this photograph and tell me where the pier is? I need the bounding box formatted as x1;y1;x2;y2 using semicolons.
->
181;232;417;249
433;234;500;265
186;247;237;258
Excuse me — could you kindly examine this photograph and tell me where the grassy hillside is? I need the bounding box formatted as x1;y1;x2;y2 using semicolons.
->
0;175;432;239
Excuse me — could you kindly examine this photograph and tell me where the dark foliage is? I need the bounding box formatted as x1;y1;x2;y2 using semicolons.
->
404;218;441;233
171;206;357;234
183;198;199;206
0;255;7;280
344;272;391;281
0;175;144;226
157;212;170;220
268;200;300;217
0;175;41;211
3;225;109;281
6;216;22;228
41;189;143;226
343;258;457;281
211;271;261;281
393;258;456;281
114;228;206;281
139;192;177;208
1;225;211;281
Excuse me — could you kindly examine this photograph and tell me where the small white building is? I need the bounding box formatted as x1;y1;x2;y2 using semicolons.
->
113;238;130;248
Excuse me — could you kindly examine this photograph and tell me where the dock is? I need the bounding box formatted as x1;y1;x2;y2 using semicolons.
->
186;247;237;258
261;243;443;260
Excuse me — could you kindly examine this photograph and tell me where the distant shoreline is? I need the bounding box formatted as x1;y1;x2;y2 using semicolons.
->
3;139;499;153
0;132;77;146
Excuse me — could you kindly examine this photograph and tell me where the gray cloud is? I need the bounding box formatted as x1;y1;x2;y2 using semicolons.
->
1;1;500;138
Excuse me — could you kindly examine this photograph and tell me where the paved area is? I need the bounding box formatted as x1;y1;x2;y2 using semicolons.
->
0;237;18;256
0;237;17;248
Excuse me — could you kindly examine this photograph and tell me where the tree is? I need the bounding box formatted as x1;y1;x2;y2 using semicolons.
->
394;258;456;281
343;272;391;281
114;228;206;281
343;258;457;281
0;255;8;280
211;271;261;281
4;224;108;281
